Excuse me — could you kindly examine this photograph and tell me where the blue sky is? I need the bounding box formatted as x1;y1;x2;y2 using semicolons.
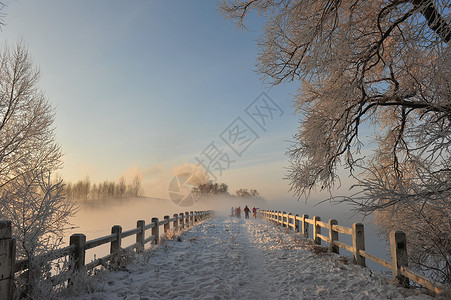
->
0;0;328;201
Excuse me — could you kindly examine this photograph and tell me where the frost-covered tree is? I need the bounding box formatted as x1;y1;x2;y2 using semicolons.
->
221;0;451;282
127;175;143;197
0;42;62;187
117;176;127;198
0;170;77;294
0;42;77;292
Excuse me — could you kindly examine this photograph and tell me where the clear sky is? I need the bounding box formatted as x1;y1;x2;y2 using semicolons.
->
0;0;332;202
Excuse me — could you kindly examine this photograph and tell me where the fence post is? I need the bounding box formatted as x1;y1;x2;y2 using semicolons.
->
287;213;294;230
352;223;365;266
313;216;321;245
110;225;122;265
390;231;410;288
152;218;160;244
194;211;198;223
173;214;179;230
329;219;339;254
294;214;300;233
185;212;189;227
179;213;185;229
278;211;282;225
164;215;170;234
0;220;15;300
69;233;86;270
136;220;145;253
282;211;287;227
302;214;309;238
190;211;194;227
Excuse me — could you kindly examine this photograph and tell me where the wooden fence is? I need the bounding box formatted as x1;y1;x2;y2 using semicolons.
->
0;210;213;299
260;210;445;295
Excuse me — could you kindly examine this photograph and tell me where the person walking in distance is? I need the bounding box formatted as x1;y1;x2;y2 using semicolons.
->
244;205;250;219
252;207;259;219
236;207;241;218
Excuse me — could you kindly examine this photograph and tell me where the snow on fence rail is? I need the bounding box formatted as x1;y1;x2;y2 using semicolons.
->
260;209;445;295
0;210;213;299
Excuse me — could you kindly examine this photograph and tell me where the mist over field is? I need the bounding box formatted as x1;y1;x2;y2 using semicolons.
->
68;195;267;238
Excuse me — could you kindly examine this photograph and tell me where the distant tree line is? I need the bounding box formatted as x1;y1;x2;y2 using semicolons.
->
235;188;259;198
64;176;143;200
192;182;229;196
192;182;261;199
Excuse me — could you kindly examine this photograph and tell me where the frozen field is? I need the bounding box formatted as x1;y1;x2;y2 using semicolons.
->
64;217;434;299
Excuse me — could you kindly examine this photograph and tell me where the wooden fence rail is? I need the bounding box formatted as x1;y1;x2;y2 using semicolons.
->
0;210;213;299
260;209;445;295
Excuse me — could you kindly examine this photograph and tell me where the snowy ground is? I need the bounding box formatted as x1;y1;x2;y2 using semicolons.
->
62;217;435;300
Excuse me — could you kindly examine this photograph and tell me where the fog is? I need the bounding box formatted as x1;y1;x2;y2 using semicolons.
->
67;195;267;241
66;195;391;276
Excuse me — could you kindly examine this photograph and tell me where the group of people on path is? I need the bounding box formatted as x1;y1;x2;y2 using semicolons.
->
231;206;258;219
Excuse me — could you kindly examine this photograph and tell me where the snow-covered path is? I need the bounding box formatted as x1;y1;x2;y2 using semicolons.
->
65;217;432;300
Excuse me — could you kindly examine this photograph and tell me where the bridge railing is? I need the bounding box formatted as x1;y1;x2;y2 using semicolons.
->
260;209;445;295
0;210;213;299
